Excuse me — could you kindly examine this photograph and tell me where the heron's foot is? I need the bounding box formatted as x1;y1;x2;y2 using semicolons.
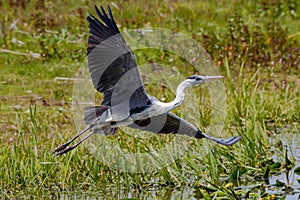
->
53;142;70;154
53;143;70;156
52;139;75;155
52;126;92;156
215;136;242;146
53;145;76;156
53;130;95;156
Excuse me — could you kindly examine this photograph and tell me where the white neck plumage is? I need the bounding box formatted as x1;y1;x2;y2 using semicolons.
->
158;80;193;112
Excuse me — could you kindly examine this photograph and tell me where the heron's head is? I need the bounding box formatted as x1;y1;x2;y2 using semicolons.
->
186;75;224;86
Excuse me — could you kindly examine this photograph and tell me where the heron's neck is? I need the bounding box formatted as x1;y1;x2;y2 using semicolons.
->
161;81;190;112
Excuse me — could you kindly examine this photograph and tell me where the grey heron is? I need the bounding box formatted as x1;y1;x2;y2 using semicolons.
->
53;5;241;156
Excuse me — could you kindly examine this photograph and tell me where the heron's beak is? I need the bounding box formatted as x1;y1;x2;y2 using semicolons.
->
203;76;224;83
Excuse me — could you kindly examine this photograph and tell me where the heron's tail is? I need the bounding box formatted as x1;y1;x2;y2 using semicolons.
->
84;105;109;125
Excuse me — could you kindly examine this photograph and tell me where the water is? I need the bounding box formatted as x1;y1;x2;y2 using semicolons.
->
267;134;300;199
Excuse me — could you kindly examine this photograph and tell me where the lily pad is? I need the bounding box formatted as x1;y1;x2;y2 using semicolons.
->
275;180;285;187
270;162;281;170
294;167;300;175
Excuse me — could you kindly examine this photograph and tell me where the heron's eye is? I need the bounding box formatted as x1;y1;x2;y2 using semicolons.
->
195;77;201;81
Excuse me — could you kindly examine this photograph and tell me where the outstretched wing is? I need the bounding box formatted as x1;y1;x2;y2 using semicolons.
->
129;112;242;146
87;6;151;120
129;112;202;138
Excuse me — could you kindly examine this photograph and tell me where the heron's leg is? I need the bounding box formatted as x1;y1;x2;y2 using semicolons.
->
111;128;118;136
53;126;91;154
53;131;95;156
195;130;242;146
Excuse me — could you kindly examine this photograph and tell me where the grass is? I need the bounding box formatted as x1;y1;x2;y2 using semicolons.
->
0;0;299;199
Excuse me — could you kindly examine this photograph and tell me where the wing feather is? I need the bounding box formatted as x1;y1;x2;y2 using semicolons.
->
130;112;200;138
87;6;151;119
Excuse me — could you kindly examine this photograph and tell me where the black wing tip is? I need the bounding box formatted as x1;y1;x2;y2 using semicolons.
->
196;130;242;146
91;4;120;34
107;5;113;19
86;14;94;21
100;5;106;15
217;136;242;146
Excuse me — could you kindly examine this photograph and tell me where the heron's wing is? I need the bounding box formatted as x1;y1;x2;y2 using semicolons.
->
87;6;151;119
129;112;200;138
129;112;242;146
